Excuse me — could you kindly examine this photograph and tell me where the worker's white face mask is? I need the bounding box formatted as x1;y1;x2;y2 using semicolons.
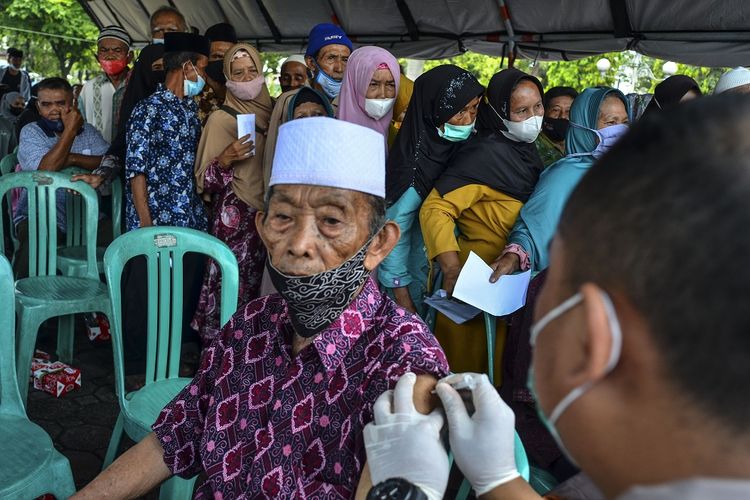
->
364;98;395;120
527;290;623;466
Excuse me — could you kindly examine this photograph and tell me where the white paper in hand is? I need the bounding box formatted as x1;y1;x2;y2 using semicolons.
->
237;113;256;153
452;251;532;316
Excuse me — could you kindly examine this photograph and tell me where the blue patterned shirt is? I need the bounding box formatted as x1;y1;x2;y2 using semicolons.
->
125;84;207;232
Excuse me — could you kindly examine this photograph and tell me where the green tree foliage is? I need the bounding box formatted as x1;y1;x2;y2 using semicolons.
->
411;50;726;95
0;0;100;80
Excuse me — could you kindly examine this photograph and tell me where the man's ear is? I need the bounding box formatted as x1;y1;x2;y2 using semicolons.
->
575;283;618;385
305;55;316;73
364;220;400;271
255;210;268;247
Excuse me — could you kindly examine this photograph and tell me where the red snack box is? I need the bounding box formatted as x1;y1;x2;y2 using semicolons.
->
31;360;81;398
85;312;111;342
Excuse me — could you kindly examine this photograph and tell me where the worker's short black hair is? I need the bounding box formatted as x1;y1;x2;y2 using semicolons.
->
558;93;750;433
7;47;23;59
36;77;73;94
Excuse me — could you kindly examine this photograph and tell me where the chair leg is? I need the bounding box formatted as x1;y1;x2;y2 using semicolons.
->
16;312;43;409
159;475;198;500
455;478;473;500
50;452;77;499
484;312;497;386
102;412;125;470
57;314;76;364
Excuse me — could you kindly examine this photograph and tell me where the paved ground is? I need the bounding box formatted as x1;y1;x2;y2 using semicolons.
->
27;321;160;499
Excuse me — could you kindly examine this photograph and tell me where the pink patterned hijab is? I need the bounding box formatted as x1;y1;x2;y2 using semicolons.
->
336;46;400;148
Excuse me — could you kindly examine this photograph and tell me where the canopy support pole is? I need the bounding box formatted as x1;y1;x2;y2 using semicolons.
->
496;0;516;67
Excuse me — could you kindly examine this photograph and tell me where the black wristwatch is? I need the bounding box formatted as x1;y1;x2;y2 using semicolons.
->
367;477;429;500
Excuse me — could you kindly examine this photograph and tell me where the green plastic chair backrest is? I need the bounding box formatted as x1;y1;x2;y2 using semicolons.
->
0;147;17;176
62;166;122;243
104;227;239;388
0;254;25;417
0;171;99;279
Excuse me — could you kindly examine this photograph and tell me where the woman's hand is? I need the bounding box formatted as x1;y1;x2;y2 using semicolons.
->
393;287;418;314
217;134;254;168
489;253;520;283
436;251;462;296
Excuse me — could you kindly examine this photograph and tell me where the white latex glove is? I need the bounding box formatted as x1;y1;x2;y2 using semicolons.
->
363;372;449;500
436;372;520;495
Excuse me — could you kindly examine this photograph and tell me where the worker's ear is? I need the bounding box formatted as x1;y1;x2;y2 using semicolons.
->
364;221;400;271
574;283;618;385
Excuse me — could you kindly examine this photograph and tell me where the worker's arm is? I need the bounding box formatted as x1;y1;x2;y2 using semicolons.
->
130;174;153;227
479;478;542;500
38;107;83;171
71;433;171;499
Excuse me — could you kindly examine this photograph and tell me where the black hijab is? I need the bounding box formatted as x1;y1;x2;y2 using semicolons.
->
435;69;544;202
107;43;165;159
385;65;484;203
651;75;701;110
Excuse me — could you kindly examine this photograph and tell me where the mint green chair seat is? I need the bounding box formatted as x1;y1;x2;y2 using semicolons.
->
0;171;112;406
0;254;76;499
58;166;122;277
0;145;16;176
103;227;239;499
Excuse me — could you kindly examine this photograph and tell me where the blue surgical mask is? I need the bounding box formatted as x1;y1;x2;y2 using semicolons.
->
314;62;342;99
38;117;64;134
437;121;475;142
183;61;206;98
526;290;623;466
152;38;165;45
568;122;629;159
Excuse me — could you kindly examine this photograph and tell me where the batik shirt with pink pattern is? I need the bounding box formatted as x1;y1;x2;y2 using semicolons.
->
152;277;449;498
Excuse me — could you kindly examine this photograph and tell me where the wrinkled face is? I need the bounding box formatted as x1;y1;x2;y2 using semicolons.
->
509;80;544;121
444;95;481;127
257;185;372;276
546;95;574;120
183;55;208;82
8;55;22;68
596;96;629;129
293;102;327;119
280;61;308;93
37;88;72;121
230;56;258;82
209;41;233;62
151;12;186;40
308;44;350;80
365;68;396;99
97;38;129;62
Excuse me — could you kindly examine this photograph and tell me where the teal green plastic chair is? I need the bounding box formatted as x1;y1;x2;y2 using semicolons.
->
0;145;17;176
0;171;112;406
454;431;529;499
0;254;77;499
484;312;498;385
57;166;123;277
103;227;239;498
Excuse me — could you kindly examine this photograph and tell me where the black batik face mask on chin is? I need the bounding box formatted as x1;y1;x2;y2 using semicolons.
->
266;233;378;338
543;117;570;142
205;60;226;86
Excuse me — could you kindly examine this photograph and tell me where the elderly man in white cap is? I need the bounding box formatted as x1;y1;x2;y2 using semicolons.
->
73;117;449;499
713;66;750;95
279;54;309;93
78;25;133;142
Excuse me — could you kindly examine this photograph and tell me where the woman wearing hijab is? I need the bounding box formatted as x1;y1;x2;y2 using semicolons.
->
490;86;631;279
191;43;273;345
380;65;484;315
646;74;702;114
262;86;333;188
0;91;23;159
336;46;400;148
420;68;545;375
388;73;414;147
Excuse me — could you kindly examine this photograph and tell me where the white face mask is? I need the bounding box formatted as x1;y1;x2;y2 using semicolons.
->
364;97;395;120
502;115;543;143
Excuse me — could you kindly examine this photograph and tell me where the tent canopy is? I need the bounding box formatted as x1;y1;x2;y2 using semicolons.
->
78;0;750;67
